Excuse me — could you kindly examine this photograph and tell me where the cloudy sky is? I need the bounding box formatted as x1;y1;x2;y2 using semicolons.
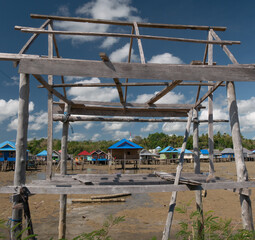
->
0;0;255;142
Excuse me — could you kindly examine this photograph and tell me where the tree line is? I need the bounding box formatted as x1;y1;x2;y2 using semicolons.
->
27;131;255;156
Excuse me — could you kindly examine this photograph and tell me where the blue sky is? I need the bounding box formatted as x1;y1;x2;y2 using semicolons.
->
0;0;255;142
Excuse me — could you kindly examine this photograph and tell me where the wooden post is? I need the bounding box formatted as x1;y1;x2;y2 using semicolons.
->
193;108;204;239
11;73;30;239
227;81;254;230
208;30;215;175
58;104;70;239
46;21;54;180
162;110;193;240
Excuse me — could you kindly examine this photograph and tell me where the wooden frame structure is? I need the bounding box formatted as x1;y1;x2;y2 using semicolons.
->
1;14;255;239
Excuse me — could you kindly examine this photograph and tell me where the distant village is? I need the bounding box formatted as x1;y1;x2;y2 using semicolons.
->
1;138;255;171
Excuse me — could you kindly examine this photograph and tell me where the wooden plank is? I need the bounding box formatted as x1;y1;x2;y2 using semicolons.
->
19;58;255;82
133;22;145;63
147;80;182;104
20;28;239;45
39;81;225;88
32;74;72;105
30;14;227;31
90;193;131;199
72;198;126;203
2;181;255;194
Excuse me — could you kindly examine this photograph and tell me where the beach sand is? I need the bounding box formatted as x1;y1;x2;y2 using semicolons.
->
1;162;255;239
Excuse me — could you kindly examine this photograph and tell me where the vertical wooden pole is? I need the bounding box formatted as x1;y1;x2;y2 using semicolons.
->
208;30;215;176
193;108;204;239
46;21;54;180
227;81;254;230
11;73;30;239
162;110;193;240
58;104;70;239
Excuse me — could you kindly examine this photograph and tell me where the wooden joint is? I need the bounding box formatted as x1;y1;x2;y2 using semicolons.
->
100;52;110;62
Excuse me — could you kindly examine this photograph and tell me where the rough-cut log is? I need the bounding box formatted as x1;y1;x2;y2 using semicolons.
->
19;58;255;82
72;198;126;203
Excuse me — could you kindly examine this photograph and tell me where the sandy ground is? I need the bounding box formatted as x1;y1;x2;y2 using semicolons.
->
1;162;255;239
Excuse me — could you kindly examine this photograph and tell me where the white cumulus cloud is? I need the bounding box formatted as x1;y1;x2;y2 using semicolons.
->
109;43;139;62
67;77;119;101
141;123;159;132
148;53;183;64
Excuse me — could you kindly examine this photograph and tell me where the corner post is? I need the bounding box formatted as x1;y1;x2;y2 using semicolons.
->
58;103;70;239
226;81;254;230
11;73;30;239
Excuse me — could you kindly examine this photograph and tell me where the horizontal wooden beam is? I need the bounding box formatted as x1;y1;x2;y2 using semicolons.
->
38;81;226;88
0;53;40;61
53;103;189;117
30;14;227;31
1;180;255;194
19;58;255;82
53;114;228;123
19;28;239;45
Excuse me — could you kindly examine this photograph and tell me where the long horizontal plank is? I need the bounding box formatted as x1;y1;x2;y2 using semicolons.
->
1;181;255;194
38;81;226;88
19;28;239;45
53;105;189;117
19;58;255;82
30;14;226;31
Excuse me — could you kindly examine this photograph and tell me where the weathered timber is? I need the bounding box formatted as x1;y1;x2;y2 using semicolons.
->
147;80;182;104
162;110;193;240
18;58;255;82
59;103;69;240
194;81;224;108
38;81;226;88
32;74;72;104
227;81;254;230
30;14;227;31
46;22;54;181
71;198;126;203
11;73;30;239
0;53;40;61
2;181;255;195
133;22;145;63
19;28;240;45
208;30;215;176
52;104;189;117
113;78;125;104
90;193;131;199
53;115;227;123
124;26;134;103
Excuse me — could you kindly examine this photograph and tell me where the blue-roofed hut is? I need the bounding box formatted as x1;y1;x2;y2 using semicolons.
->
0;141;16;162
108;139;143;169
159;146;179;160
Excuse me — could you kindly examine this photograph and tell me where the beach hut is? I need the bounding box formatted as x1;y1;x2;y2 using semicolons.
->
90;149;108;164
77;150;91;164
36;150;60;163
0;141;16;162
221;148;235;158
139;149;159;164
108;139;143;169
200;149;209;160
159;146;179;160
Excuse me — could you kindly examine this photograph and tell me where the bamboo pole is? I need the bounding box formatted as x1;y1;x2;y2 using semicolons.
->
58;104;70;239
226;81;254;230
46;21;54;180
162;110;193;240
11;73;30;239
208;30;215;176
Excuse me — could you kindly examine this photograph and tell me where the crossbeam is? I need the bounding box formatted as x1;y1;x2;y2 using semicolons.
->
19;58;255;82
